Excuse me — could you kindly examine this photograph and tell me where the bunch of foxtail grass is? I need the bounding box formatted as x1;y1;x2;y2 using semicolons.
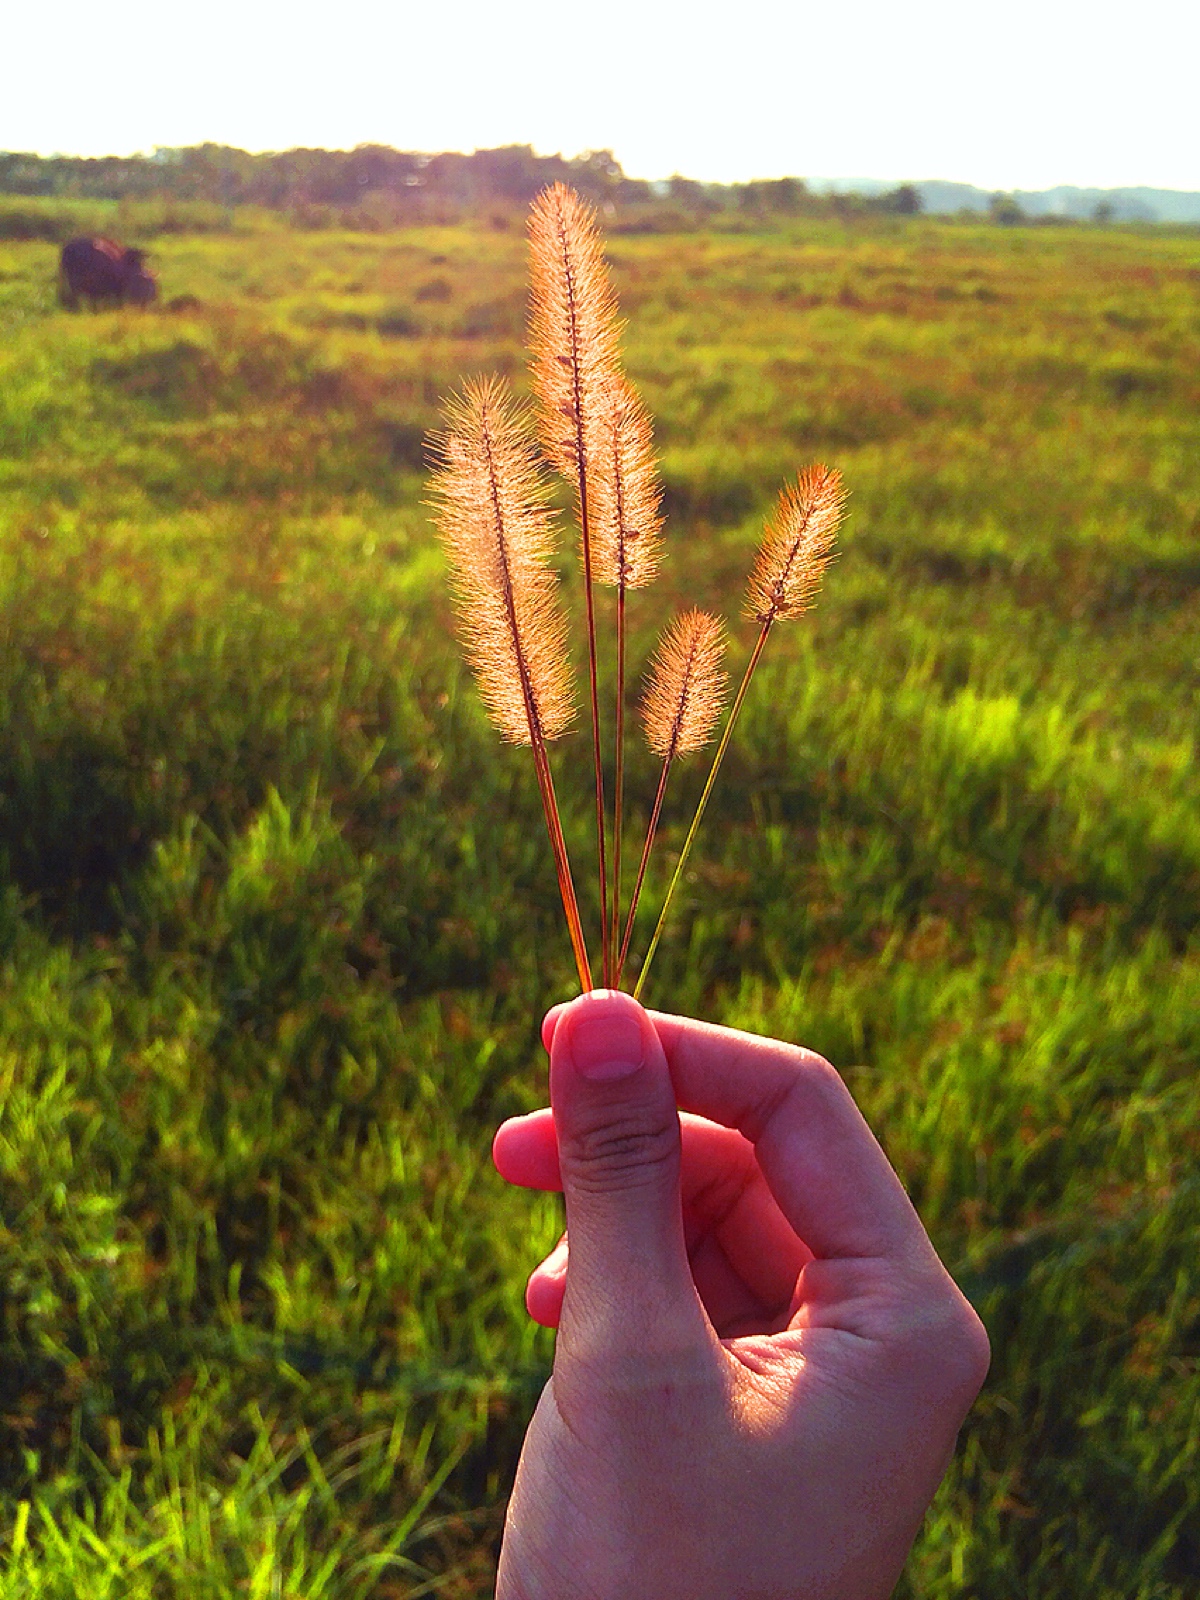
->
428;185;845;998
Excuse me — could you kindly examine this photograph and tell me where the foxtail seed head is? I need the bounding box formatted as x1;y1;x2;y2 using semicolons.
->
641;609;728;761
528;183;623;496
745;465;846;625
592;375;663;590
428;375;575;746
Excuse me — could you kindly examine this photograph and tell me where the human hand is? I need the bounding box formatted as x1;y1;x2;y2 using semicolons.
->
491;989;989;1600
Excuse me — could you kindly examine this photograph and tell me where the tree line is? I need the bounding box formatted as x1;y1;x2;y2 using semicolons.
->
0;143;923;223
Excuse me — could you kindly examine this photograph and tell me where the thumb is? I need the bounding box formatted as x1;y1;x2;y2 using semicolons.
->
549;990;709;1361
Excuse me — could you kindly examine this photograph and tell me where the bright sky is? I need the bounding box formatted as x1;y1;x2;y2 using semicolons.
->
5;0;1198;193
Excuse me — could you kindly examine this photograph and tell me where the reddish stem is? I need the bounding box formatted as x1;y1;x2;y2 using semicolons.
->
615;753;672;990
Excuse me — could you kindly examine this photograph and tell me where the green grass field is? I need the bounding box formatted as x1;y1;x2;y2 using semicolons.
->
1;207;1198;1595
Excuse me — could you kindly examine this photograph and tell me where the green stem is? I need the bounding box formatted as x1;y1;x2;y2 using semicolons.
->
633;621;772;1001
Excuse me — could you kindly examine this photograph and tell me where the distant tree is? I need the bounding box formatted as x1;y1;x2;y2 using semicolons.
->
613;176;654;206
668;175;702;205
989;192;1025;226
1092;200;1115;225
667;175;722;215
568;149;626;198
771;177;807;212
733;177;810;216
0;152;54;196
875;184;922;215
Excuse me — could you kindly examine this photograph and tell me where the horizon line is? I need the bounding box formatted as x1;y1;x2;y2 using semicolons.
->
4;142;1199;198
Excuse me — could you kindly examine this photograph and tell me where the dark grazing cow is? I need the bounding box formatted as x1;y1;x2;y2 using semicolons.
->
58;237;158;309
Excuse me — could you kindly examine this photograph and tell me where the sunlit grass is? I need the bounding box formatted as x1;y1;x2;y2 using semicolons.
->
0;209;1198;1593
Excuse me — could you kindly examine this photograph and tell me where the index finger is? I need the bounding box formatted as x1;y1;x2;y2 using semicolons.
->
646;1009;932;1267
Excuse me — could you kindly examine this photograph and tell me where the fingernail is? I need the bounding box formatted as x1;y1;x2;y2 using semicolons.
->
569;1000;645;1081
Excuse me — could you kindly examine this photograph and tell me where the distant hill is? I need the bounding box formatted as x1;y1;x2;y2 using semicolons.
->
807;176;1200;223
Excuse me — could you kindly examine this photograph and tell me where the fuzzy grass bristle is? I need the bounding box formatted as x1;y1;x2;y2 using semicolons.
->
634;468;844;998
641;610;728;759
428;374;591;991
592;377;663;589
431;190;847;1000
618;609;728;985
599;372;665;975
428;376;574;747
528;181;623;981
527;183;622;491
745;464;846;625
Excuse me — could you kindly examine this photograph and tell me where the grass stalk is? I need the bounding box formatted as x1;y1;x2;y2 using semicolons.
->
530;739;593;991
478;407;592;993
615;752;671;989
611;582;627;982
579;467;610;986
550;197;610;984
430;378;590;992
633;620;771;1000
530;187;623;988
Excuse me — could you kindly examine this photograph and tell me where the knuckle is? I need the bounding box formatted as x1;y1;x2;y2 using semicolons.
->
799;1050;842;1096
946;1295;992;1394
752;1049;844;1138
560;1105;679;1195
890;1276;992;1406
786;1047;842;1104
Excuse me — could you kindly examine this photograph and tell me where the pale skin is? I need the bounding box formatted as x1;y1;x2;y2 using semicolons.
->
491;989;990;1600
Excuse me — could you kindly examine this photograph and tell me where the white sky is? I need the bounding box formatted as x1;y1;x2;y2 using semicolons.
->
4;0;1198;192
